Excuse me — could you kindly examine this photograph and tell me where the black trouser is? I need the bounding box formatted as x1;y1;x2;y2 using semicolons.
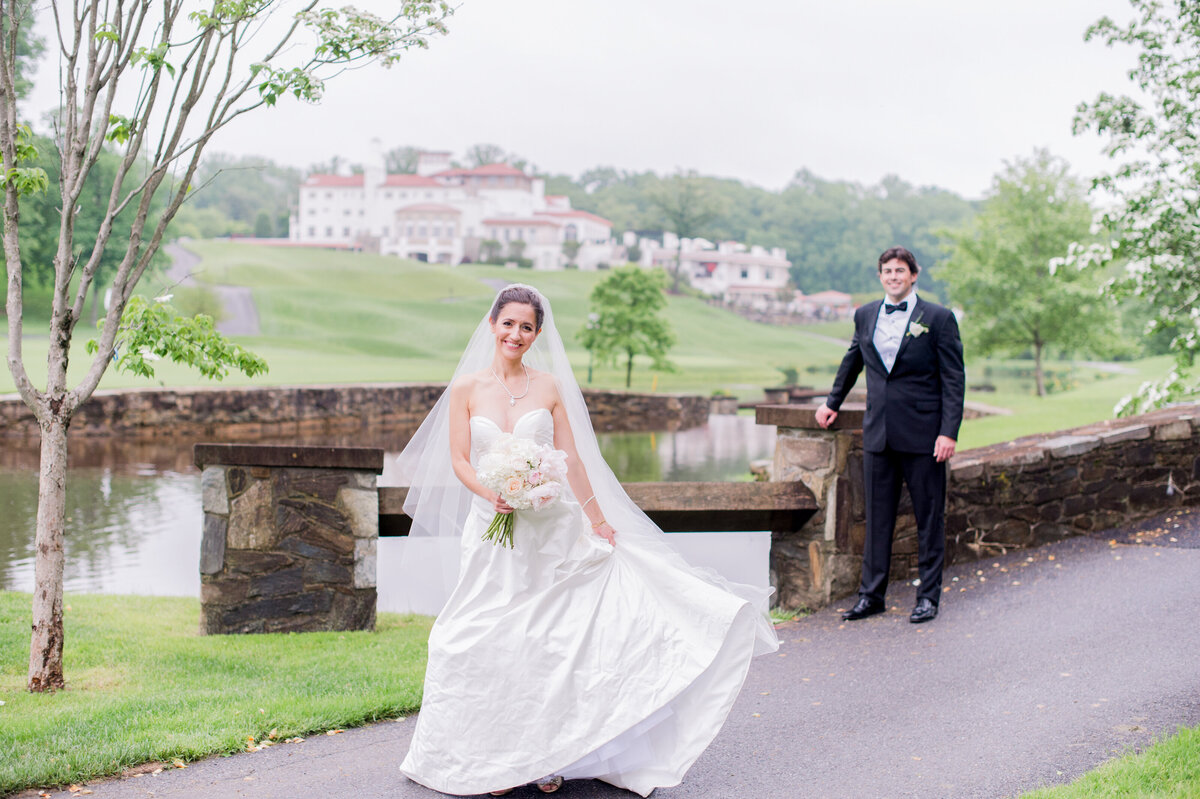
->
860;447;946;605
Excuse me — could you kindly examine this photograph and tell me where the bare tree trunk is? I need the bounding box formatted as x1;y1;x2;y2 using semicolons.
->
89;280;102;327
1034;340;1045;397
28;415;69;692
626;351;633;388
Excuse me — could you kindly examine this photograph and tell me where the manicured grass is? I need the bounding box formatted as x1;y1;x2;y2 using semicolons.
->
0;592;431;795
1022;725;1200;798
957;357;1174;450
0;240;850;395
0;240;1185;443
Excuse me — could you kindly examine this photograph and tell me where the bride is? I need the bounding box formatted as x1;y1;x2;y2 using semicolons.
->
396;284;779;796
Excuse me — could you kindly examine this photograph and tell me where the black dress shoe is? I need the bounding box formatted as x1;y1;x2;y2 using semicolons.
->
909;598;938;623
842;597;885;621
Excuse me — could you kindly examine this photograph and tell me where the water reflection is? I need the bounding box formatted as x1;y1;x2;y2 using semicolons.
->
0;415;775;600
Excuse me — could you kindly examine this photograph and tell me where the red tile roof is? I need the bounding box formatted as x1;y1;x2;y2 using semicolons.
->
383;174;442;187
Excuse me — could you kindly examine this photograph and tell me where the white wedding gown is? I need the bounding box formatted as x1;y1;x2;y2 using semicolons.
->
400;408;760;796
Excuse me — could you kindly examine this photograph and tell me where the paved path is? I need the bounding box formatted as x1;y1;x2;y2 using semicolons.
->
30;510;1200;799
164;242;260;336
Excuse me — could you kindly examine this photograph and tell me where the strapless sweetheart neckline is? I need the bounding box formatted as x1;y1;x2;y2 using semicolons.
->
469;406;551;435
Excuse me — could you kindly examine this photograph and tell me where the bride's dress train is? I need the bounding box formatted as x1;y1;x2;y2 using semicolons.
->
399;408;761;796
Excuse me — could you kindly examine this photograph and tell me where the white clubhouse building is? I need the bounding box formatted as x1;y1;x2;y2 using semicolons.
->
291;151;614;271
290;150;792;303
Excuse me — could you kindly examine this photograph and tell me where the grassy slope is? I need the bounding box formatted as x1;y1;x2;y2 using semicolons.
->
0;240;1178;447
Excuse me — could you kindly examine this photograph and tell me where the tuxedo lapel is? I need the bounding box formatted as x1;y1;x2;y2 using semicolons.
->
862;300;887;372
892;296;926;368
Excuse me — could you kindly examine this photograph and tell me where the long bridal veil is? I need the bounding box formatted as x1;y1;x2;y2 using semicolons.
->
394;282;779;654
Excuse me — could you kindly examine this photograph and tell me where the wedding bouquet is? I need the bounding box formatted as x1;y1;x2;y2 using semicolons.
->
476;434;569;548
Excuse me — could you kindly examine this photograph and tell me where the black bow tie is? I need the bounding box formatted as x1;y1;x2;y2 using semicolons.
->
885;301;908;315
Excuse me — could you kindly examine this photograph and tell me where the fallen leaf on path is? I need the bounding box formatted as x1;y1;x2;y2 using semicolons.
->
326;729;345;735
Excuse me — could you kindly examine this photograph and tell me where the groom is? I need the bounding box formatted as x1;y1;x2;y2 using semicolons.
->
814;246;964;624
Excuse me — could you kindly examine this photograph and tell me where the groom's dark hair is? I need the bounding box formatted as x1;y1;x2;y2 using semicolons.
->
490;285;545;331
878;246;919;275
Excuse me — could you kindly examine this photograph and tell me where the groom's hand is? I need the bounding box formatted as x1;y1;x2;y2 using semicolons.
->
934;435;957;462
814;403;837;429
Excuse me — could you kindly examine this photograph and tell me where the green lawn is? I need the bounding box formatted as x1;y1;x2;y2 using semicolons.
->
0;592;430;795
0;240;1184;445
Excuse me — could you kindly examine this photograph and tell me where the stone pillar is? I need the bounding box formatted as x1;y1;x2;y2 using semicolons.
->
756;404;867;610
194;444;384;635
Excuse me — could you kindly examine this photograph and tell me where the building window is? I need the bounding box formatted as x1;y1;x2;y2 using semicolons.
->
325;192;332;199
384;191;392;199
503;228;511;241
382;226;390;236
358;209;364;216
425;191;433;199
307;208;315;215
504;176;514;187
344;208;351;216
564;224;578;241
432;225;442;237
418;225;427;236
325;226;333;236
407;224;414;237
740;268;749;279
343;227;351;236
307;226;316;236
529;228;536;239
447;224;456;237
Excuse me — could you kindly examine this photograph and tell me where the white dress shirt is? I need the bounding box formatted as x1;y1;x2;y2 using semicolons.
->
873;289;917;372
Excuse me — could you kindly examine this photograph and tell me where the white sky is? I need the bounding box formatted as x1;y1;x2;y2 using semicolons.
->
25;0;1140;199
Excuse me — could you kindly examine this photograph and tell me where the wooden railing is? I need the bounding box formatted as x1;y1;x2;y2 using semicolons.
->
378;481;817;537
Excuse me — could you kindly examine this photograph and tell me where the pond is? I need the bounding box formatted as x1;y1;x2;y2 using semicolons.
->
0;414;776;613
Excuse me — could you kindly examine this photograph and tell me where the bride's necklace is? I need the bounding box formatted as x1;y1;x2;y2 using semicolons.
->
490;363;530;406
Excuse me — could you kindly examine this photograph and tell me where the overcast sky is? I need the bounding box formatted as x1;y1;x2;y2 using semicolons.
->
26;0;1140;199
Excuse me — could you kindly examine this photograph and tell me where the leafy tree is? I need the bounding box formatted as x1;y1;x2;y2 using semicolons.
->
385;145;420;173
562;239;581;265
506;239;526;260
15;133;170;325
464;143;506;167
578;265;675;388
0;0;452;692
254;211;274;238
179;154;303;238
647;170;724;292
1070;0;1200;413
938;151;1104;396
480;239;503;263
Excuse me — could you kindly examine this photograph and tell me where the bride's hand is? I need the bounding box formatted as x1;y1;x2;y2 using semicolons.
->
492;494;513;514
592;520;616;547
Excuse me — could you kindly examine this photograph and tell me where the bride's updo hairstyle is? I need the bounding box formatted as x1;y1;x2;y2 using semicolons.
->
489;285;544;332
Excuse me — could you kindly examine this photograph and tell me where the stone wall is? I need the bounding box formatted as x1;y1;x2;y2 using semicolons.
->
760;402;1200;611
946;406;1199;561
0;384;709;439
194;444;383;635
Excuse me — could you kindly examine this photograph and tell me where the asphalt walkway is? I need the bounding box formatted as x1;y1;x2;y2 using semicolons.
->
29;509;1200;799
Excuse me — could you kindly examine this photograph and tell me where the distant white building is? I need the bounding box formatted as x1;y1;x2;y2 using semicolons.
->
632;234;792;307
291;151;615;270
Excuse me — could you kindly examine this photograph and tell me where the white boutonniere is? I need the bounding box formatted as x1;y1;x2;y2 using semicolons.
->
907;318;928;338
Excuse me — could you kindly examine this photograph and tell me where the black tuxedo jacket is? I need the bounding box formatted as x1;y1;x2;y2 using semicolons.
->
825;296;965;454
